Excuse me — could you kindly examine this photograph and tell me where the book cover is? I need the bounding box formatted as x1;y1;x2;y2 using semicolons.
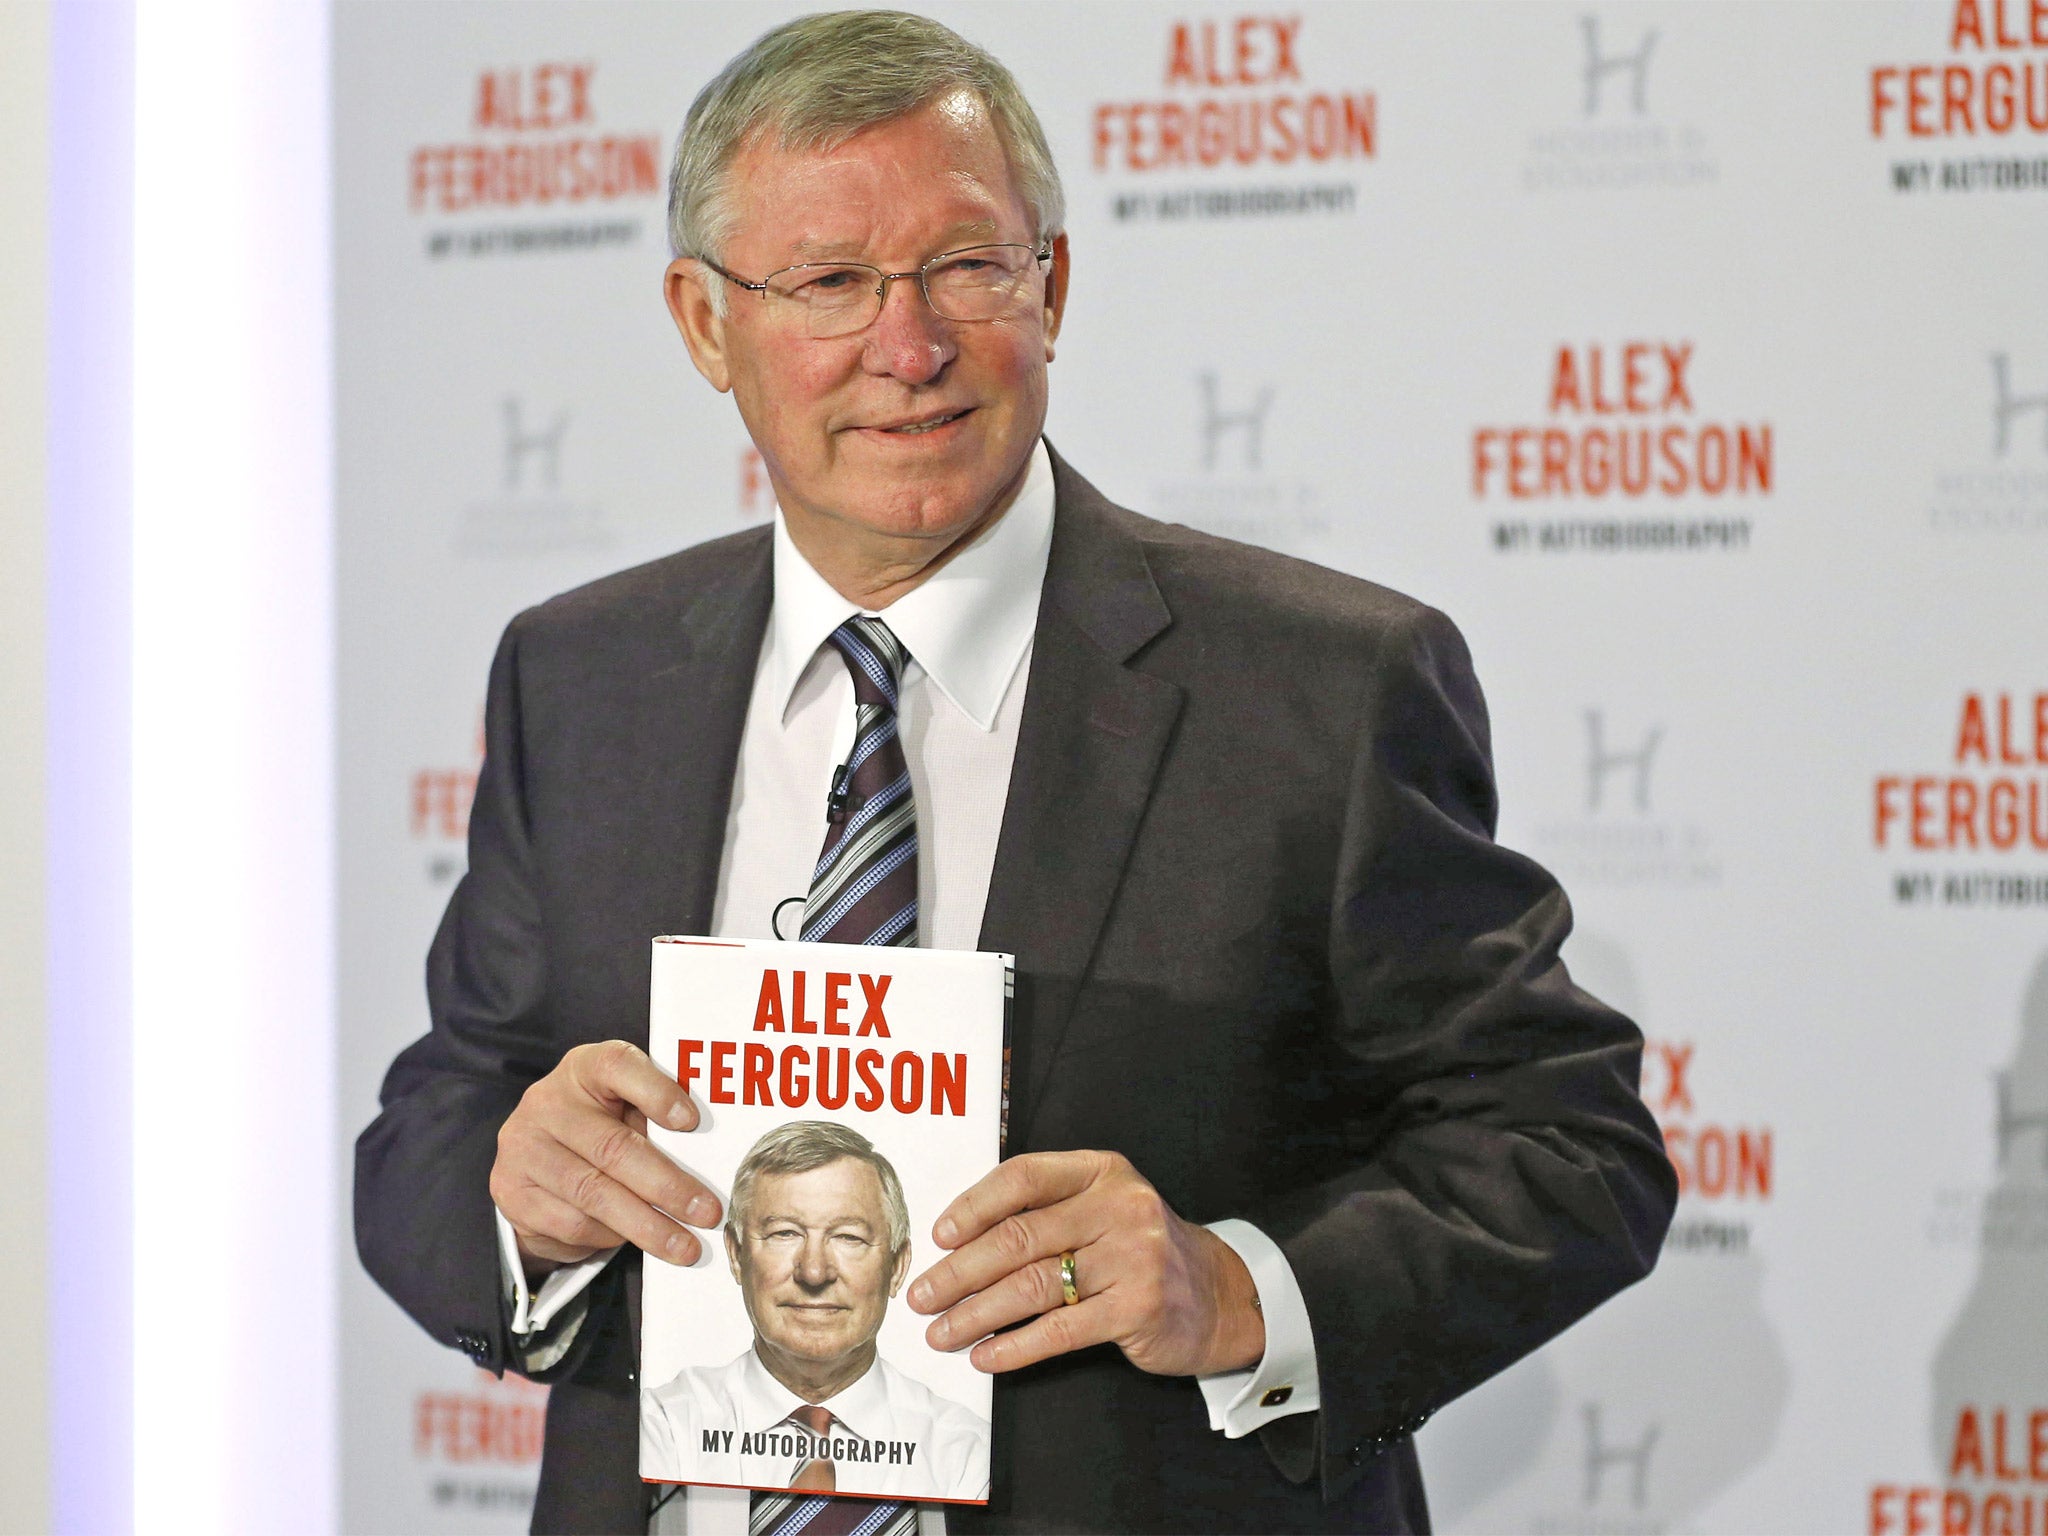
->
639;936;1010;1505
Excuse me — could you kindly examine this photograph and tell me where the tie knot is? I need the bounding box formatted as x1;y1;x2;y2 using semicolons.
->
828;617;909;710
789;1404;835;1438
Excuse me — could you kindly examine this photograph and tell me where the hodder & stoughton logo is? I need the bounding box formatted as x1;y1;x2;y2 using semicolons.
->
1531;709;1723;886
1923;948;2048;1260
456;397;610;556
1928;354;2048;535
1149;372;1326;553
1529;1398;1669;1535
1523;12;1717;193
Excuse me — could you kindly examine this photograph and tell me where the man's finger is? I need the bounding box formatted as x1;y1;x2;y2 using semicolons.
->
523;1137;705;1264
924;1250;1092;1352
908;1200;1094;1316
508;1185;629;1264
570;1038;699;1133
930;1150;1105;1248
967;1294;1116;1374
551;1103;723;1227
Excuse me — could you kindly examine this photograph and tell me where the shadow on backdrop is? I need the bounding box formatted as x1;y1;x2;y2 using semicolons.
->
1930;948;2048;1491
1419;931;1788;1533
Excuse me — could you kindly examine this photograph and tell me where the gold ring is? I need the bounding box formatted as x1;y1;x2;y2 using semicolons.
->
1058;1250;1079;1306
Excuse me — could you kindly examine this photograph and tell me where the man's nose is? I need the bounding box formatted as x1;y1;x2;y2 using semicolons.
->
794;1235;836;1288
859;274;955;385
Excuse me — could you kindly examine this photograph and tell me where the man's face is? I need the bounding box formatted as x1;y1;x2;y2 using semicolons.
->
665;91;1069;556
727;1157;909;1371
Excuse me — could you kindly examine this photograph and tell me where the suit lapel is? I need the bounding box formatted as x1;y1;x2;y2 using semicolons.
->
978;454;1183;1142
632;531;773;952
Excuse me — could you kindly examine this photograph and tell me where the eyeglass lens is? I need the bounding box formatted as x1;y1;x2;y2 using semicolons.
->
763;245;1045;339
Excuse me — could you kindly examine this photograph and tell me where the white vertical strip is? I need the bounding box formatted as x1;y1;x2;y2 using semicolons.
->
47;1;134;1528
0;1;53;1531
131;1;335;1531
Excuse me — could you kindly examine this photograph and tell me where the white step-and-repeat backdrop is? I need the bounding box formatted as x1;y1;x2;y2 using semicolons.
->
334;4;2048;1531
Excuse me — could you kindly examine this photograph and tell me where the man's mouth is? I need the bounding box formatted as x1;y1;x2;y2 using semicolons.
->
869;409;969;435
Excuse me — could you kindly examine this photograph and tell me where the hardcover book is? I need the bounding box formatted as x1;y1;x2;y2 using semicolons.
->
639;936;1010;1505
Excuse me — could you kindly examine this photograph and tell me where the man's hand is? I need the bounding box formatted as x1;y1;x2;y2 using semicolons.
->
489;1040;722;1278
906;1150;1265;1378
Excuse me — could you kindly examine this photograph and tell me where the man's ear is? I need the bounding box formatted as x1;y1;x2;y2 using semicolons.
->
1041;231;1070;363
887;1243;912;1298
665;258;734;394
724;1225;744;1285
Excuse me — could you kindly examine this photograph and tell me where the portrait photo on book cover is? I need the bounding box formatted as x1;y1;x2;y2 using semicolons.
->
640;1119;993;1502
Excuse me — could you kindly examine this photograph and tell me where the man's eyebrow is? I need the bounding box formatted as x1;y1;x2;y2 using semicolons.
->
749;1211;875;1231
787;221;1002;260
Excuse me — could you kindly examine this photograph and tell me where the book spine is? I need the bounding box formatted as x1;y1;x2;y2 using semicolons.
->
999;958;1014;1154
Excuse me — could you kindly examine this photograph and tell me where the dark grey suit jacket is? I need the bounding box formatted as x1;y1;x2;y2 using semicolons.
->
356;451;1676;1534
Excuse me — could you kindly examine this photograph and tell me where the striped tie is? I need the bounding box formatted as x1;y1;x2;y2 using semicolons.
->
750;1491;917;1536
800;617;918;948
758;618;920;1536
749;1404;917;1536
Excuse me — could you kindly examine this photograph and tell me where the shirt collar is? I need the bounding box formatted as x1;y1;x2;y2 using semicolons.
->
738;1349;893;1442
766;438;1054;732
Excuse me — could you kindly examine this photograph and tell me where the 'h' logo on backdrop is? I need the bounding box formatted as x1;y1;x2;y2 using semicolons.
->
1581;16;1657;117
1585;709;1663;814
502;398;570;492
1198;373;1276;472
1991;355;2048;457
1993;1070;2048;1171
1582;1403;1659;1509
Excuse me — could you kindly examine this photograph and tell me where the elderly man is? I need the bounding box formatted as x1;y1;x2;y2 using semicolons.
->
356;11;1676;1536
641;1121;991;1502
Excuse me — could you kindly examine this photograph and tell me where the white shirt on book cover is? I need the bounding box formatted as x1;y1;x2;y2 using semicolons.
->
497;440;1322;1534
642;1349;991;1504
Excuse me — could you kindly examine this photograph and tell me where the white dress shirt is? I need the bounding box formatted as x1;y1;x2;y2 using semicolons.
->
495;441;1320;1533
643;1349;991;1502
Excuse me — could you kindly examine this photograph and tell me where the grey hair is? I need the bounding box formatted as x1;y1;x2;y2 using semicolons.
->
726;1119;911;1257
668;10;1066;311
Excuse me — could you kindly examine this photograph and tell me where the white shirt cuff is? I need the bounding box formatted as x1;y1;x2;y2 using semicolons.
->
1195;1217;1322;1437
494;1206;618;1337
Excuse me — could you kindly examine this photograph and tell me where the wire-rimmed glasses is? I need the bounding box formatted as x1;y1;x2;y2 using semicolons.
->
696;243;1053;339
